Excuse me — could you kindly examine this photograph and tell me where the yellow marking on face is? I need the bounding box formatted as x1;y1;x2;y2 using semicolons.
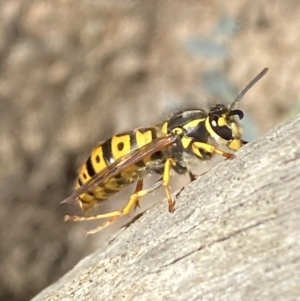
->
228;138;242;150
111;135;131;160
217;116;227;127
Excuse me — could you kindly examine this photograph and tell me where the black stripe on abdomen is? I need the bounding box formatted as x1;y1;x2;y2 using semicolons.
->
101;139;115;166
85;155;95;177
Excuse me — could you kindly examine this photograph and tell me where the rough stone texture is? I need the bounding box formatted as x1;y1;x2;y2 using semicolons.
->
32;115;300;301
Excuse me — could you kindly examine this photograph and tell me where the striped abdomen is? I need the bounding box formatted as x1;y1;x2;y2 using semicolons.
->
76;127;161;211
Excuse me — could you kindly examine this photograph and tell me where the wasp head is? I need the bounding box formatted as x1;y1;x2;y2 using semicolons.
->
206;67;269;150
207;104;244;150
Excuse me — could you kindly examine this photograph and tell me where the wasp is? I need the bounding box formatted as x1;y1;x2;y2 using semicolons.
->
63;68;268;235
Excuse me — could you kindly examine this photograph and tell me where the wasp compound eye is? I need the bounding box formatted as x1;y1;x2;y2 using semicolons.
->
210;115;219;127
209;114;232;140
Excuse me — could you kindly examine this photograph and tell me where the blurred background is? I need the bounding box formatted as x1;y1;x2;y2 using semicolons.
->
0;0;300;300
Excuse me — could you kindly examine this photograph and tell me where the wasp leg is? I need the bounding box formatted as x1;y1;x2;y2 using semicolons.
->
188;171;197;182
66;179;163;235
162;158;176;213
132;177;164;211
65;179;146;223
192;142;235;160
65;210;122;222
133;179;144;211
175;171;197;198
86;179;163;235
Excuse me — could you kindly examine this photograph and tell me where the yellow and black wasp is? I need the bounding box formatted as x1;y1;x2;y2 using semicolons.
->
63;68;268;235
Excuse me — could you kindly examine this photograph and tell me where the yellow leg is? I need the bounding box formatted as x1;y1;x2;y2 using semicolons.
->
65;210;122;222
65;180;144;223
65;179;163;235
162;158;176;213
192;142;235;159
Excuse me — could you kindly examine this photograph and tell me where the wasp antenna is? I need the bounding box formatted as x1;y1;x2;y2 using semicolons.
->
230;67;268;111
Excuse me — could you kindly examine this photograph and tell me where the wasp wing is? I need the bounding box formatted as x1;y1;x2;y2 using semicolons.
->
62;134;176;205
